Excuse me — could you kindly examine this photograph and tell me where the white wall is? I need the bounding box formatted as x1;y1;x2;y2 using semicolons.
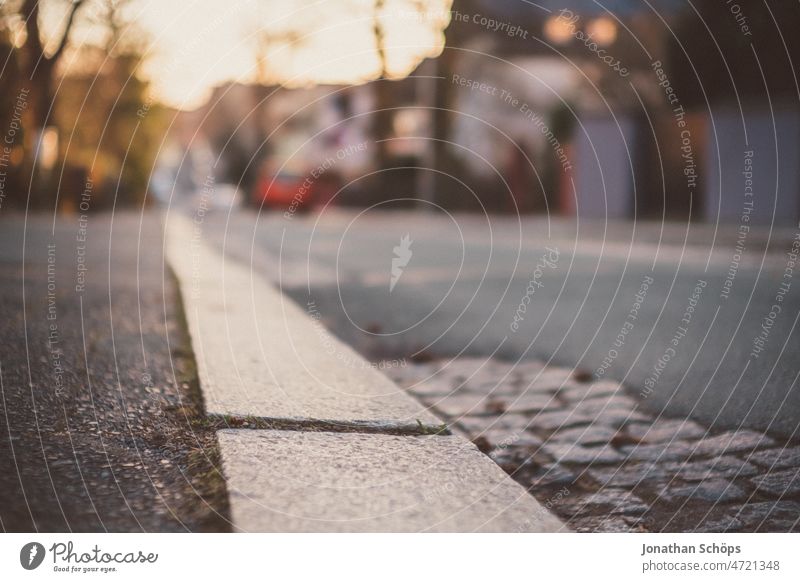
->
573;116;637;219
705;107;800;225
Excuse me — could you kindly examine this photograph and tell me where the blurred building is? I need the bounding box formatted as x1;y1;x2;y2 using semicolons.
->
432;0;800;225
161;0;800;225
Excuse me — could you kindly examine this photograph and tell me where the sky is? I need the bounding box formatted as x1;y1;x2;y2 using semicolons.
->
36;0;688;111
112;0;452;109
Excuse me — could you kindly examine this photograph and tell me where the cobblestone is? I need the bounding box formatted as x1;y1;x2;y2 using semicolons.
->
525;409;598;431
578;489;650;515
748;446;800;470
455;414;534;434
589;463;667;487
550;425;621;446
732;501;800;532
620;441;699;462
693;515;743;532
387;357;799;532
659;479;748;503
560;380;623;402
690;430;775;457
497;393;564;414
665;456;758;481
529;464;580;488
544;443;626;465
568;515;636;532
572;394;639;412
751;469;800;497
626;418;706;444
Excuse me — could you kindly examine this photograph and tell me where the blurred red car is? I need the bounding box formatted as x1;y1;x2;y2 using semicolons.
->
251;168;341;211
251;171;312;211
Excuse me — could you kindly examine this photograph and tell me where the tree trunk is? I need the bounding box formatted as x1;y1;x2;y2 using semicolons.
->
371;0;393;170
429;1;474;203
21;0;84;207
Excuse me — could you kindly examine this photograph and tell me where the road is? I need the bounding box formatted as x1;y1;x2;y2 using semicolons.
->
193;206;800;438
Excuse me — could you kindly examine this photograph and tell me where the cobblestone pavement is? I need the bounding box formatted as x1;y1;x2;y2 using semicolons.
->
385;357;800;532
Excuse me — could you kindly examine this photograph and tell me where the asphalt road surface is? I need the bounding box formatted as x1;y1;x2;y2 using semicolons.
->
193;206;800;438
0;212;229;531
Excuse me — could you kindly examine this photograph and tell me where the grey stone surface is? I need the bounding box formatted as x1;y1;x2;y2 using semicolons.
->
751;469;800;497
621;440;699;462
530;464;580;488
529;409;597;430
579;489;649;515
508;361;548;377
560;380;623;402
572;394;639;413
166;216;441;429
480;428;543;450
566;398;651;428
690;430;775;457
732;501;800;532
543;443;626;465
659;479;747;503
626;419;706;444
456;414;535;434
570;515;634;532
748;446;800;470
496;393;564;414
429;392;562;417
589;408;651;428
423;393;496;417
551;425;620;446
589;463;668;487
217;430;566;532
666;456;758;482
694;515;743;532
403;378;455;397
384;356;799;532
509;368;575;393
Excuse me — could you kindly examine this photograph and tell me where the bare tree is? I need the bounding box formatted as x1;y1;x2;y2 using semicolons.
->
252;28;304;86
369;0;445;170
370;0;394;168
20;0;87;134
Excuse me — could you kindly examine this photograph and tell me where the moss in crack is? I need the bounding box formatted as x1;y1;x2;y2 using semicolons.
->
182;444;231;532
199;414;452;436
416;419;450;435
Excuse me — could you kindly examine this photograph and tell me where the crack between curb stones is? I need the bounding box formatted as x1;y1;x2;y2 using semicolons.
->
200;413;452;437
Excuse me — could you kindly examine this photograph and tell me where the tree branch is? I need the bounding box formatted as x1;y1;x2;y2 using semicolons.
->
50;0;86;63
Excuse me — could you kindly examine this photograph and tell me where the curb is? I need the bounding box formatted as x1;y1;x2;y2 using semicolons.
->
165;213;567;532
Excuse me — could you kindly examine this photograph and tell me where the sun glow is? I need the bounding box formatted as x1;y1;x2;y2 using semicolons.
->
128;0;452;109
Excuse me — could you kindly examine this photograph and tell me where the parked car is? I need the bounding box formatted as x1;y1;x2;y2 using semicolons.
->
251;167;342;211
251;170;311;211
